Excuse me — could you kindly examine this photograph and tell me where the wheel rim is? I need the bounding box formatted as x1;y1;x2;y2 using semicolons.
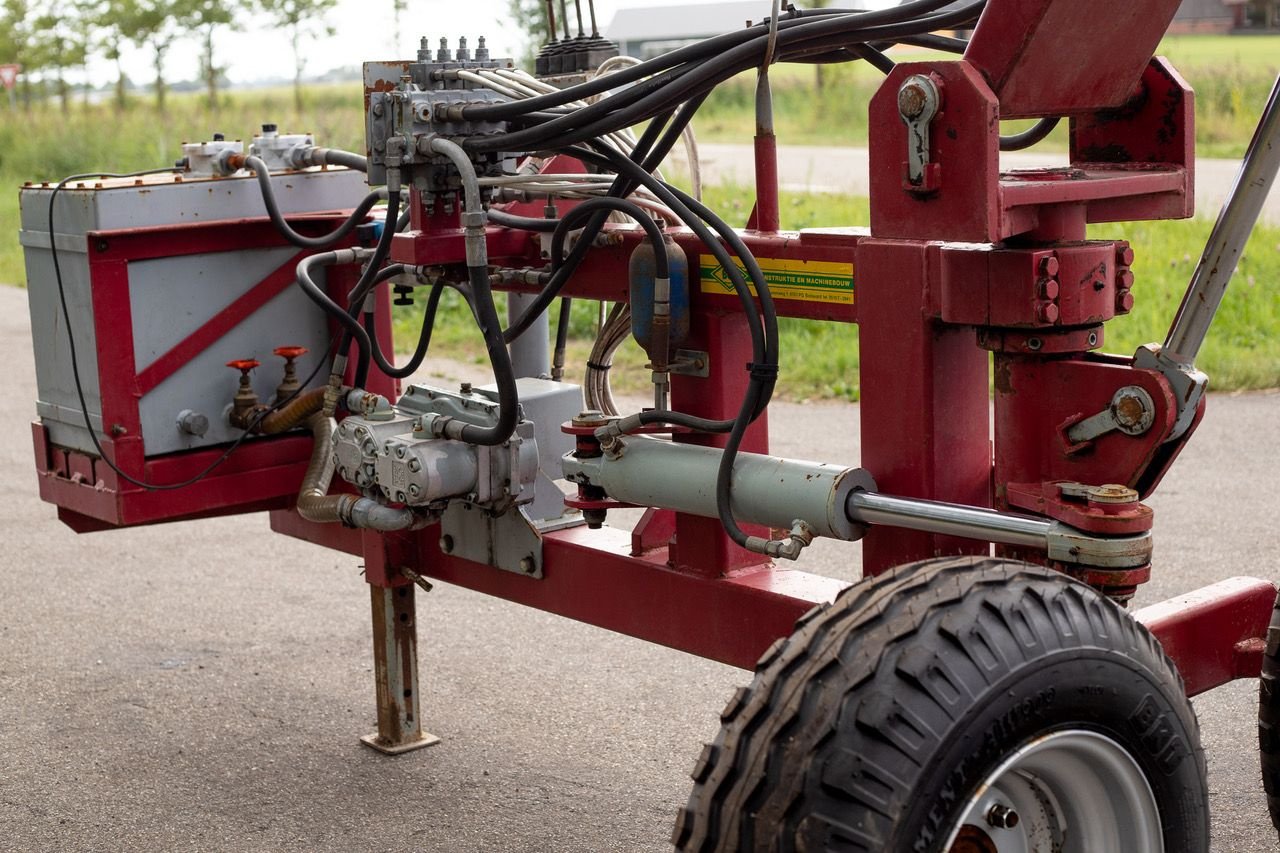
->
943;729;1164;853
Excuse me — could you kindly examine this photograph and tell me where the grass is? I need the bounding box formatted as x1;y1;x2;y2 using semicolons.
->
692;35;1280;158
2;35;1277;400
395;184;1280;401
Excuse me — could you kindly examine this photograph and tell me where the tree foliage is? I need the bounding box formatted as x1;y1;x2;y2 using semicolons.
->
256;0;336;110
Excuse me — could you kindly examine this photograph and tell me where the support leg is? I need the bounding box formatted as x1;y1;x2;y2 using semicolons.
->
360;583;440;755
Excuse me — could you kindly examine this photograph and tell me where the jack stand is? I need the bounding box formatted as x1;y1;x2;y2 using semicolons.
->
360;584;440;755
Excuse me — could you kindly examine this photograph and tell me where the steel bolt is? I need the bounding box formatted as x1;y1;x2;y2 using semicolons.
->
1037;277;1060;301
407;457;421;473
1087;483;1139;504
898;82;929;119
519;555;536;574
986;804;1019;830
1116;243;1135;267
1039;255;1060;277
439;534;454;554
1035;301;1060;324
1116;289;1135;313
460;382;473;394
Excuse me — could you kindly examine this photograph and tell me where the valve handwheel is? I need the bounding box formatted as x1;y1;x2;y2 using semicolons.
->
674;558;1209;852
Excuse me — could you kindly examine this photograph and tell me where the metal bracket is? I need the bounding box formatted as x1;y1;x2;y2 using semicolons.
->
898;74;940;188
439;501;547;578
1065;385;1156;444
668;349;710;378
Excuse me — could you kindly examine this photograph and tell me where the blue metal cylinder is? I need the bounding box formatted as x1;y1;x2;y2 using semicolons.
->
628;233;689;358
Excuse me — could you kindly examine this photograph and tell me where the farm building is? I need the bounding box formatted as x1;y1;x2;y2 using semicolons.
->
604;0;1280;53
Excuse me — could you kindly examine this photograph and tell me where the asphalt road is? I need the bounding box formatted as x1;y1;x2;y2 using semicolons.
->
692;143;1280;225
1;279;1278;852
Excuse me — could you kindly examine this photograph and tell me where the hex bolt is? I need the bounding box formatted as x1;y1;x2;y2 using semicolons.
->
1037;277;1060;301
986;804;1020;830
1116;243;1135;267
1035;301;1060;324
1116;290;1135;313
519;555;537;574
371;101;384;118
439;534;455;554
460;382;473;394
1087;483;1139;504
1039;255;1060;278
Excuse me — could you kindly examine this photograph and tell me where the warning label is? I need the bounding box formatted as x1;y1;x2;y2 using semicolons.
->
698;255;855;305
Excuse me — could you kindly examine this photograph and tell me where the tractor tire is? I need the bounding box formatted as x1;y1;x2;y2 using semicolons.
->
673;556;1208;853
1259;589;1280;831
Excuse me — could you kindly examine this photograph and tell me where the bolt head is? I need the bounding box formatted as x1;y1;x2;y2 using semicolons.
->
519;555;536;573
898;83;928;119
439;534;454;554
1087;483;1139;504
407;457;422;473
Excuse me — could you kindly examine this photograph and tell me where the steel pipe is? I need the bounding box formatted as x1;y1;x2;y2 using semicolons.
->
1165;73;1280;364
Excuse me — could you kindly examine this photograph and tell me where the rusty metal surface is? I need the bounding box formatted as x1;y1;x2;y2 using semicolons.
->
360;584;439;755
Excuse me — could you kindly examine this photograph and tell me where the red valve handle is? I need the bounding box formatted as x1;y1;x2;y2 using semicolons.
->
226;359;261;371
273;346;308;360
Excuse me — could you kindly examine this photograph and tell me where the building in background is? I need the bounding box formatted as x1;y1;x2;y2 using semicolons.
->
606;1;873;59
606;0;1279;55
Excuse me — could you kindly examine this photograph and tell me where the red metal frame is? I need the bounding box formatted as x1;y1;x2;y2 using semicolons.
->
32;214;396;528
34;0;1277;701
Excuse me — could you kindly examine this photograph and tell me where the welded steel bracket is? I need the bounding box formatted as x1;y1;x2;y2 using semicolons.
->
440;501;577;579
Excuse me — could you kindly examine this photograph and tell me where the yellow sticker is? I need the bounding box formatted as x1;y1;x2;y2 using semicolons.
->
698;255;855;305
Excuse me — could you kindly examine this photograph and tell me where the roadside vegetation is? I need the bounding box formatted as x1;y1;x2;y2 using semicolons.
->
2;35;1277;399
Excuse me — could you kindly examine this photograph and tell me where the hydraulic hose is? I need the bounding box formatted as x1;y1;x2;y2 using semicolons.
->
296;146;369;172
294;412;418;530
999;116;1061;151
296;247;376;387
257;386;326;434
426;137;519;447
245;155;382;249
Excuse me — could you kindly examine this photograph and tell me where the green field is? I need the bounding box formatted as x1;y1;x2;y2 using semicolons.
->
400;185;1280;401
693;34;1280;156
3;33;1278;400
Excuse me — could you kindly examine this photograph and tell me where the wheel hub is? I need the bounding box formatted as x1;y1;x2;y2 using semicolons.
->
945;730;1164;853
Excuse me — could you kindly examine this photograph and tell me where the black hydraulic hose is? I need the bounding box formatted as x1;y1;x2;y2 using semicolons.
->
465;2;983;154
1000;116;1061;151
460;0;960;121
550;198;668;277
553;298;572;381
333;190;400;388
365;279;446;379
487;208;559;232
568;144;769;369
297;250;375;386
245;155;382;249
502;196;669;346
454;264;520;446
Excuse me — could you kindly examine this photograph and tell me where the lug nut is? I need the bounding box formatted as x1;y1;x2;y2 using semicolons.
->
986;804;1019;829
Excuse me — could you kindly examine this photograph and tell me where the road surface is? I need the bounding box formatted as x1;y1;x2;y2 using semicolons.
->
0;282;1277;851
691;142;1280;225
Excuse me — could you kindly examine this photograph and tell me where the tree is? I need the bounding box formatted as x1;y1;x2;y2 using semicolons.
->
32;0;89;113
182;0;238;105
128;0;183;111
507;0;553;70
256;0;336;111
92;0;140;109
0;0;37;109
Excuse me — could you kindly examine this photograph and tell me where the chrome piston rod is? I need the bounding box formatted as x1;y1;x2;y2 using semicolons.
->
1165;73;1280;364
845;490;1050;548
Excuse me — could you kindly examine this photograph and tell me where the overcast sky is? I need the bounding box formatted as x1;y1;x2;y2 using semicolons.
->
88;0;895;87
87;0;733;86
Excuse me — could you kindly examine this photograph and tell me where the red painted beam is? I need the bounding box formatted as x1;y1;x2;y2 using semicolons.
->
1136;577;1277;697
